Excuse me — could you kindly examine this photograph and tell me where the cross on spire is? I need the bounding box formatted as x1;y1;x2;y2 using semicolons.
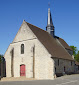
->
48;2;50;8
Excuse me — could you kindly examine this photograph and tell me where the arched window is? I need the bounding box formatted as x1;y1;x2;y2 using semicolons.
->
21;44;24;54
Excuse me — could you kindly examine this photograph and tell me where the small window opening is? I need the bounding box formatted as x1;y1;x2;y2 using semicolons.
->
58;59;59;66
71;61;72;66
21;44;24;54
64;66;65;72
55;67;56;73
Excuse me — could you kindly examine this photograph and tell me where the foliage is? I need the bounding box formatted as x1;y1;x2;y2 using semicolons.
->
70;46;77;56
0;54;3;63
70;46;79;62
75;51;79;62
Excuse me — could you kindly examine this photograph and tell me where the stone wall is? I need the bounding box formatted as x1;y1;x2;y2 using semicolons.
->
53;58;75;75
4;21;54;79
4;39;54;79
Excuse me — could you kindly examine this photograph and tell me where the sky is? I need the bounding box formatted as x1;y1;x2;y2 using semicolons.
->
0;0;79;55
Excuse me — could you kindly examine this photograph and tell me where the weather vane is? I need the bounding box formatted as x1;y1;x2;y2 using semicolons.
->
48;2;50;8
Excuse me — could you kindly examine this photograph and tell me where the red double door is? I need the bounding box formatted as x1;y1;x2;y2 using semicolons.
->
20;65;26;76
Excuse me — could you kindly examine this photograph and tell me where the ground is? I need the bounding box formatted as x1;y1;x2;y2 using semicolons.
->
0;74;79;85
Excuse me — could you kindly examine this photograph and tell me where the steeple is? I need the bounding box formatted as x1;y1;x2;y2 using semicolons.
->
46;8;55;37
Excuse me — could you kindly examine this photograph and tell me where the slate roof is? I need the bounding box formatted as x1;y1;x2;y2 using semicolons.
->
26;22;74;61
58;38;72;50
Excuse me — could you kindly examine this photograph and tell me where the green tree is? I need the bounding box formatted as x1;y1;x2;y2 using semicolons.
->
70;46;79;62
70;46;77;56
0;54;3;63
75;51;79;62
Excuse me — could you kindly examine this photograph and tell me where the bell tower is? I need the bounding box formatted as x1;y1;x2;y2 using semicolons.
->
46;8;55;37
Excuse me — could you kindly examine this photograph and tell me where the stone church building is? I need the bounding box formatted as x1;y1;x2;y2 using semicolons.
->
4;8;75;79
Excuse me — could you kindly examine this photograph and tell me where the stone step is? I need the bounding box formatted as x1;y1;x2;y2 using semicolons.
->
1;77;36;81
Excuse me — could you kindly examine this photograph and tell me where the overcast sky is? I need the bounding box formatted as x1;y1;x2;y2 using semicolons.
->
0;0;79;55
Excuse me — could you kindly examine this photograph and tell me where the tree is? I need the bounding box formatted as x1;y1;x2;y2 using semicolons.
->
75;51;79;62
0;54;3;63
70;46;77;56
70;46;79;62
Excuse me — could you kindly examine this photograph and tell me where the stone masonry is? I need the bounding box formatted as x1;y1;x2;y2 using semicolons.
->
4;21;54;79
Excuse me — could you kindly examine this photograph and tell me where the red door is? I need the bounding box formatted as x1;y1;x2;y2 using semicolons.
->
20;65;26;76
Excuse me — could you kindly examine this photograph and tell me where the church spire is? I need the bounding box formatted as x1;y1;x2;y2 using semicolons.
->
46;8;55;37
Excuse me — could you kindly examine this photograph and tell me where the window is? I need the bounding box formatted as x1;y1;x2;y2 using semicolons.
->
71;61;72;66
78;66;79;70
21;44;24;54
58;59;59;66
64;66;65;72
55;67;56;73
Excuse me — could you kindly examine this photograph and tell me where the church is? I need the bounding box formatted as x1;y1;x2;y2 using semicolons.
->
4;8;75;79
